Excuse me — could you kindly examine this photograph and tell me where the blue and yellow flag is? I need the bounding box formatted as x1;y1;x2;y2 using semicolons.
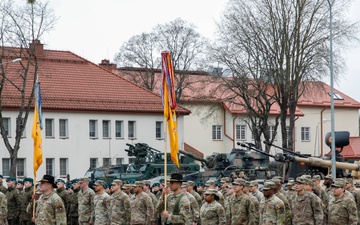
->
32;80;43;177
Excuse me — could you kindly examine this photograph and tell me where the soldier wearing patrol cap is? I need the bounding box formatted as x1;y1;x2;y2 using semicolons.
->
323;174;334;197
272;178;292;224
220;177;230;198
143;180;158;215
312;175;328;207
187;180;202;207
226;178;256;224
156;173;191;225
249;180;264;202
6;177;20;225
291;177;324;225
200;188;226;225
243;181;259;224
78;177;95;224
130;181;154;225
109;179;130;225
345;177;360;223
93;180;110;224
181;182;200;224
328;178;358;224
259;181;286;224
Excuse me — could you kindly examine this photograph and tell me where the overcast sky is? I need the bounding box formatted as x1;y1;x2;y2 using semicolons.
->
42;0;360;101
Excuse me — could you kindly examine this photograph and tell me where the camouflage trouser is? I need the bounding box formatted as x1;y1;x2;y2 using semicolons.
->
69;216;79;225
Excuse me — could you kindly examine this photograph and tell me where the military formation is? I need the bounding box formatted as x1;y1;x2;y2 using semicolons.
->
0;172;360;224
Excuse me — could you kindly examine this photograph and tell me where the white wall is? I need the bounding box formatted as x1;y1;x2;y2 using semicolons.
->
0;110;185;180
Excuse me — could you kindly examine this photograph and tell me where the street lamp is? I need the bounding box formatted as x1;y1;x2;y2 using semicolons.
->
327;0;336;179
0;58;22;66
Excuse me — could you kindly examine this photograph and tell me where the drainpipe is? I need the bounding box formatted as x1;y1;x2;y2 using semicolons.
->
320;107;326;156
293;116;299;151
223;105;235;148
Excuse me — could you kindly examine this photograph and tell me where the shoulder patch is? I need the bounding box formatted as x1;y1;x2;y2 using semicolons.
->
185;205;190;212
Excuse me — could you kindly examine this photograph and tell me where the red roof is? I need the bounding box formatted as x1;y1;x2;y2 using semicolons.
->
339;137;360;160
2;45;190;114
184;142;204;158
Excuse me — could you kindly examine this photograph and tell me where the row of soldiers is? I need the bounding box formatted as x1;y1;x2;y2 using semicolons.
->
1;172;360;224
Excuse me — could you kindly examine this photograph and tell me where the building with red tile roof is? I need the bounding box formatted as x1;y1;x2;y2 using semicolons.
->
111;65;360;160
0;41;190;179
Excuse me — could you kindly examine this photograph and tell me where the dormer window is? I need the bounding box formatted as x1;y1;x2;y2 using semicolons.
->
328;92;344;100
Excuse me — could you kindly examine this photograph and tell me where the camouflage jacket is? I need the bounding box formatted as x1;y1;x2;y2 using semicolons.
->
56;187;69;210
259;194;285;225
275;192;292;225
200;200;226;225
348;187;360;222
189;189;202;208
291;191;324;225
35;190;67;225
130;191;154;225
145;190;158;223
0;184;6;194
0;191;7;223
94;191;111;225
252;189;264;203
6;186;20;220
78;187;95;222
186;192;200;224
328;193;358;225
19;186;34;221
314;185;328;207
109;191;130;225
247;193;260;224
226;192;256;225
67;187;80;217
156;191;191;225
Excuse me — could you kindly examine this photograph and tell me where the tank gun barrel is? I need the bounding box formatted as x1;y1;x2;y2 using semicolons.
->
263;141;308;158
274;153;360;171
238;142;275;158
179;149;207;163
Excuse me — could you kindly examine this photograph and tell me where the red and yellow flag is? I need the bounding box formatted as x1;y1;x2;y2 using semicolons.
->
161;52;179;167
32;80;43;177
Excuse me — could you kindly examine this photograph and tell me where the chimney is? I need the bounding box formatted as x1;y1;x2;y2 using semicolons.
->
99;59;117;72
29;39;44;58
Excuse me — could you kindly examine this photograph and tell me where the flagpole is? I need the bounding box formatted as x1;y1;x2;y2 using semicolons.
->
163;118;168;211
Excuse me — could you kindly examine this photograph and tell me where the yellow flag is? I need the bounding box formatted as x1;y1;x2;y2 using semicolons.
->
32;81;43;177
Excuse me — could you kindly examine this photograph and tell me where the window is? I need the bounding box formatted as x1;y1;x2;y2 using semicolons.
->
301;127;310;141
103;158;111;166
59;119;68;138
156;121;164;139
212;125;222;140
128;121;136;139
2;159;10;176
46;158;54;176
116;158;124;165
2;118;11;137
17;158;25;177
328;92;344;100
102;120;111;138
90;158;98;169
115;120;124;138
89;120;98;138
269;126;277;140
129;157;136;164
59;158;68;177
236;125;246;140
45;118;54;138
1;158;25;177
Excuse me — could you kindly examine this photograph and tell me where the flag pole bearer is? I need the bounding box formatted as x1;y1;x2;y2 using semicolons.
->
161;51;180;212
32;79;43;218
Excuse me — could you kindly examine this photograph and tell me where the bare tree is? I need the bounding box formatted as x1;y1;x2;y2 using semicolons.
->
0;0;56;177
212;0;358;150
115;18;208;102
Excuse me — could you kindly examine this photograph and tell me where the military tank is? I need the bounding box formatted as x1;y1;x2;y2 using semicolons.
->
179;144;277;182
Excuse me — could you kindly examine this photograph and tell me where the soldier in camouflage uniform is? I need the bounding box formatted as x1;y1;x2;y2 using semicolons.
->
312;175;328;205
181;182;200;224
156;179;164;199
78;177;95;225
156;173;191;225
273;178;292;225
200;188;226;225
249;180;264;203
6;177;20;225
143;180;158;224
226;178;256;225
244;181;259;224
121;184;132;196
19;177;34;225
328;178;358;225
0;174;6;194
109;179;130;225
346;177;360;223
220;177;230;198
56;179;69;212
35;175;67;225
291;177;323;225
0;191;7;225
17;179;24;192
67;178;80;225
93;180;111;225
323;174;334;197
130;181;154;225
259;181;286;225
187;180;202;208
196;182;205;200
